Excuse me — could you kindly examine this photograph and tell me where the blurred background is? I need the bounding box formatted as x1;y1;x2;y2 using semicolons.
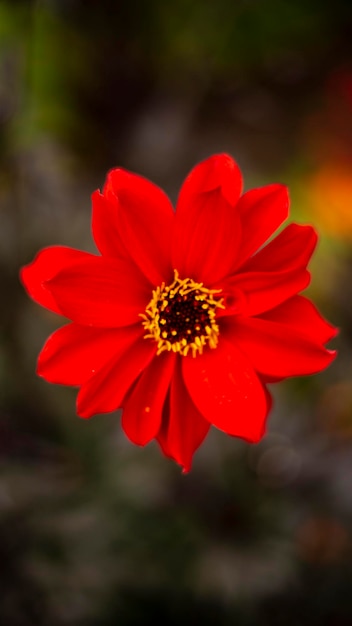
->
1;0;351;623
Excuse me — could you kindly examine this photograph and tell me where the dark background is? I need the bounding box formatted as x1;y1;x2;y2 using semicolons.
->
1;0;352;624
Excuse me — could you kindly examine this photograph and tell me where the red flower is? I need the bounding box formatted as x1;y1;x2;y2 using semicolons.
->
20;154;337;471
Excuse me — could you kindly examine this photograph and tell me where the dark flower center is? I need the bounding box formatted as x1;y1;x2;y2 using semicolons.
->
141;270;224;357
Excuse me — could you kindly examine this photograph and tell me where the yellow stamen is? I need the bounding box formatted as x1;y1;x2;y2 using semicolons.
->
140;269;224;357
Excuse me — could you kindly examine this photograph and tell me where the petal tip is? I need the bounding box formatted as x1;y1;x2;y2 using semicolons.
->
19;259;37;291
330;326;339;340
91;189;103;202
76;403;94;420
19;264;28;286
178;153;243;208
35;361;45;378
323;323;339;343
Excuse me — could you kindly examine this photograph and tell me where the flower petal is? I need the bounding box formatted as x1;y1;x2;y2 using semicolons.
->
76;336;156;418
225;316;336;377
157;359;210;471
20;246;97;314
91;190;129;259
236;184;289;267
37;323;144;386
183;337;269;442
220;268;310;317
259;295;338;344
121;352;176;446
104;168;175;285
172;154;243;284
45;256;151;327
241;223;317;273
176;153;243;209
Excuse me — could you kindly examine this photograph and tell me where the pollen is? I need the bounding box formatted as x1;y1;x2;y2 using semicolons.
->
141;270;224;357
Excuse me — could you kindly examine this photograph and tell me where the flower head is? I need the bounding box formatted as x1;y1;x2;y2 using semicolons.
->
20;154;337;471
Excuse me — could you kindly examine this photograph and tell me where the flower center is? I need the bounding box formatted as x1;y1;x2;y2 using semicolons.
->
141;270;224;357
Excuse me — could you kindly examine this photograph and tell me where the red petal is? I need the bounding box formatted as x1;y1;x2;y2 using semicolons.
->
183;337;269;442
76;336;156;418
91;191;129;260
172;154;242;284
225;316;336;378
157;359;210;471
220;268;310;317
241;223;317;273
45;256;151;327
260;295;338;344
236;184;289;267
20;246;97;314
104;168;174;285
37;323;144;386
121;352;176;446
176;154;243;208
